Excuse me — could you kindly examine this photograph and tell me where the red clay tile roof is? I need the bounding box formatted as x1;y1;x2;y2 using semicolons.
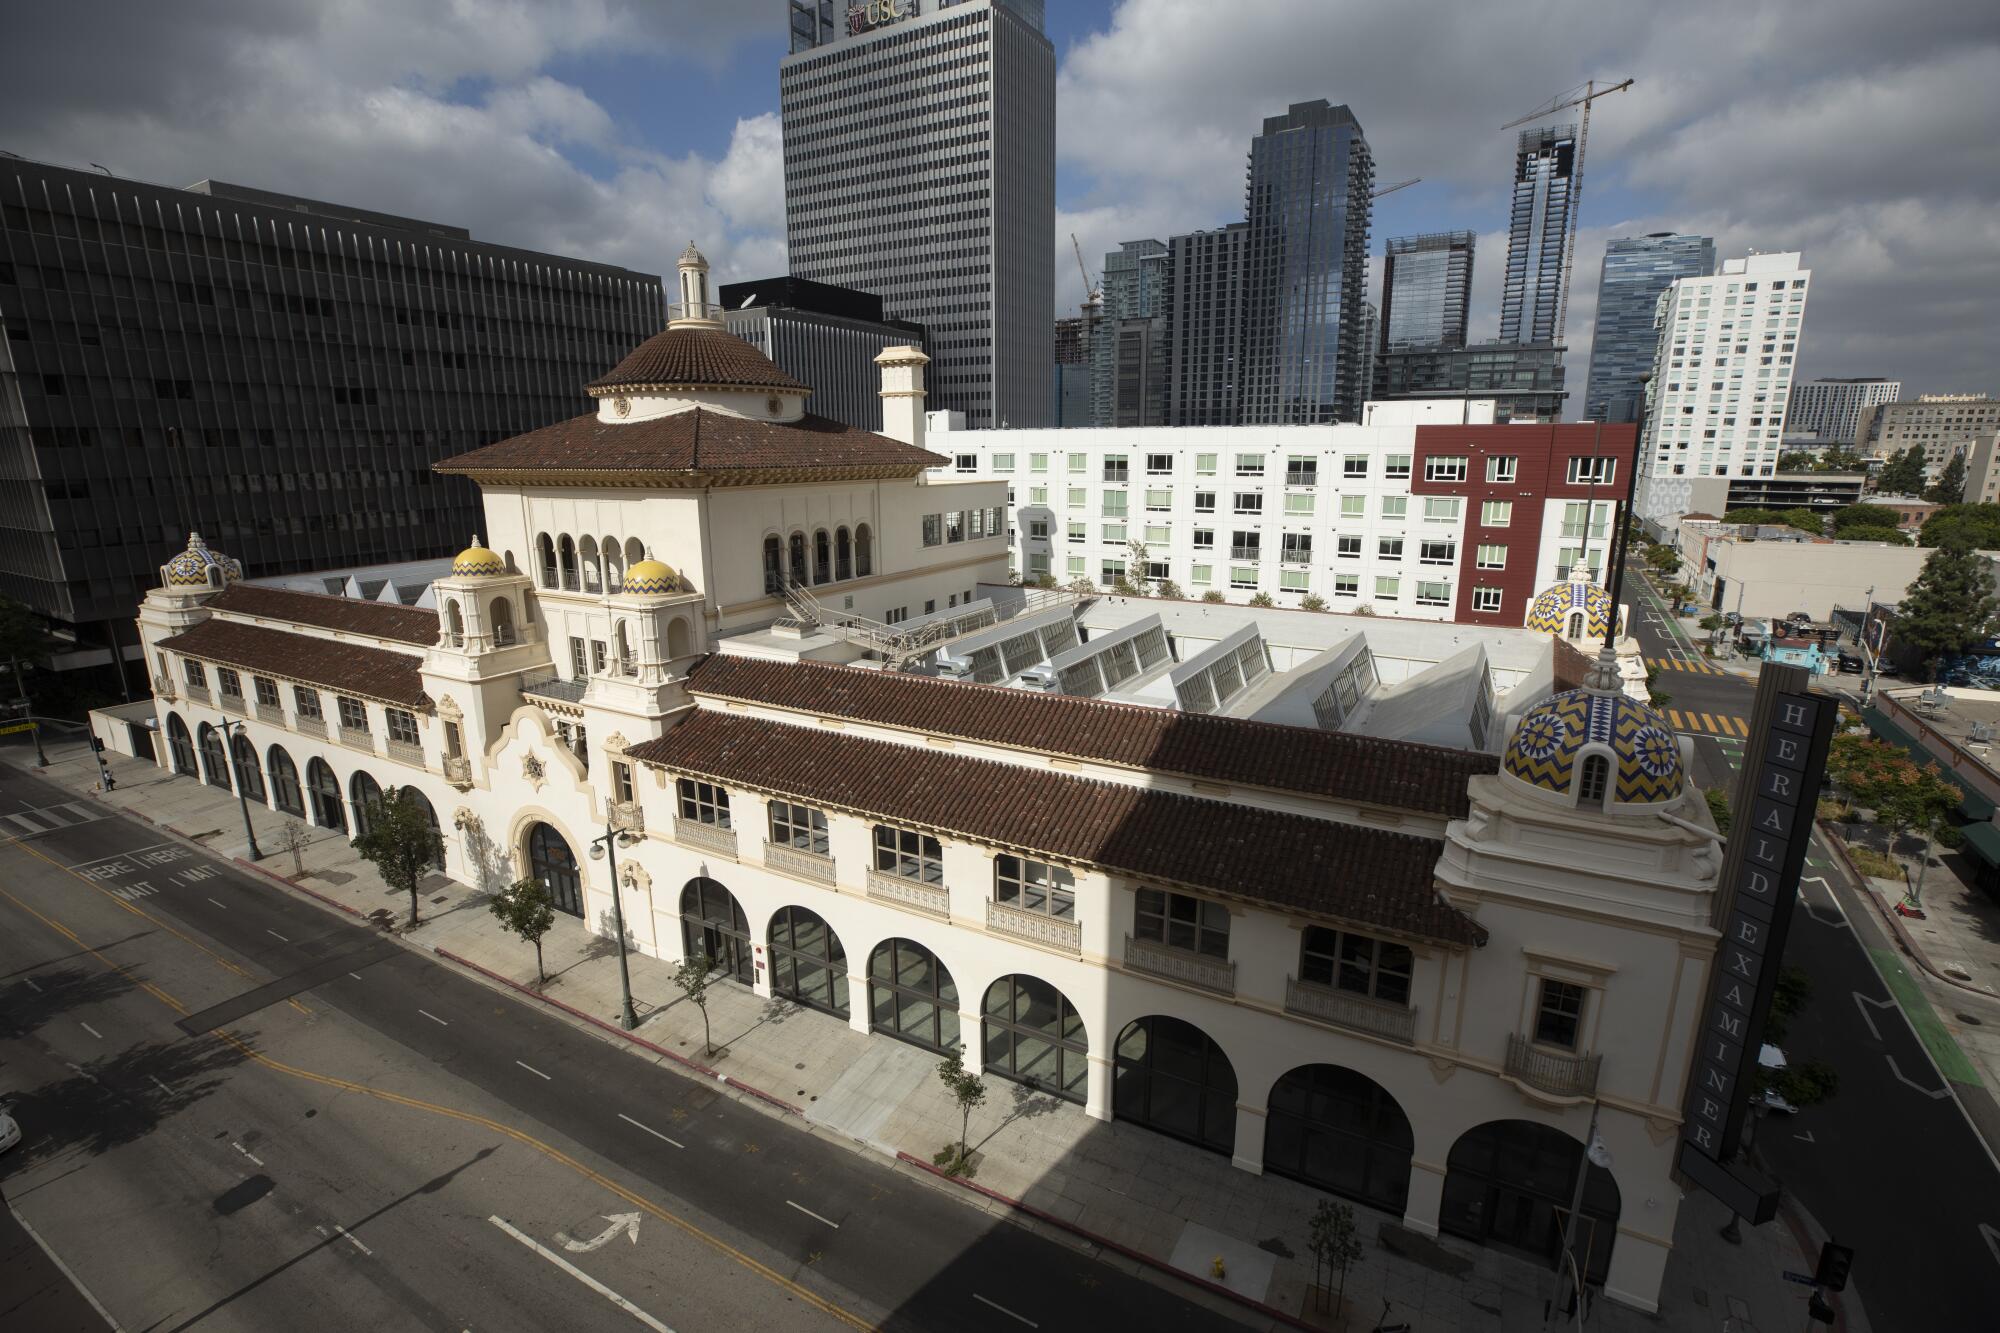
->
209;584;438;647
587;326;808;394
158;619;429;709
684;655;1495;819
1552;637;1592;693
434;407;945;478
630;710;1484;947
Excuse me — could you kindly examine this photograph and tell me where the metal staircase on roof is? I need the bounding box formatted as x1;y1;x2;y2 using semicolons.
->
779;577;1090;669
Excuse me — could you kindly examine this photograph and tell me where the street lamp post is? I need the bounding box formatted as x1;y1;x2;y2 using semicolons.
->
589;822;640;1030
221;718;263;862
1546;1101;1613;1329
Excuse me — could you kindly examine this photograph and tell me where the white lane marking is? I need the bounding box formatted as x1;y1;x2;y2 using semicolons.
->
80;1021;103;1039
149;1075;173;1095
516;1061;551;1080
1853;992;1894;1042
6;1202;127;1333
266;929;289;942
617;1112;684;1148
418;1009;449;1026
208;897;228;909
349;972;364;981
786;1200;839;1229
973;1293;1038;1328
557;1213;642;1252
487;1216;674;1333
1886;1054;1952;1099
335;1223;374;1257
232;1141;266;1167
23;977;40;993
1794;1129;1815;1143
5;811;51;833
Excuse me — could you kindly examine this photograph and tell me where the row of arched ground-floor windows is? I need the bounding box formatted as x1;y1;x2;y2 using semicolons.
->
162;712;443;866
657;873;1623;1283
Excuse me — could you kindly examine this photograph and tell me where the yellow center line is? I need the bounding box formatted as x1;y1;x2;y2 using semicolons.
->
0;849;873;1330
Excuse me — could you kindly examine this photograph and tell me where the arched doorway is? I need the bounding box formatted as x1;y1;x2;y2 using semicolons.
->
868;939;958;1052
197;723;231;790
1113;1015;1237;1154
526;822;582;917
349;771;385;837
1439;1120;1621;1284
305;758;344;831
983;975;1087;1104
768;906;848;1017
166;712;197;776
268;745;303;816
231;731;265;804
679;878;753;986
1264;1064;1414;1215
399;787;446;869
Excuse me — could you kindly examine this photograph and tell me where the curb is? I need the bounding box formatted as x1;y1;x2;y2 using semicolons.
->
232;854;370;920
432;947;806;1119
1818;822;2000;1001
895;1150;1321;1333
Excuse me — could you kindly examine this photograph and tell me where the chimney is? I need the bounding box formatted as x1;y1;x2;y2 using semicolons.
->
876;344;929;449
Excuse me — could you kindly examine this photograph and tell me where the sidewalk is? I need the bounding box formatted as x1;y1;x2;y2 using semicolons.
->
14;738;1868;1333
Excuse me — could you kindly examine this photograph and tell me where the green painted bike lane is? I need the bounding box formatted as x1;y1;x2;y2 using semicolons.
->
1866;946;1986;1086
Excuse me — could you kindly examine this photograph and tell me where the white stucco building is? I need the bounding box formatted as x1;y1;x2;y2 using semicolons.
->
100;246;1727;1313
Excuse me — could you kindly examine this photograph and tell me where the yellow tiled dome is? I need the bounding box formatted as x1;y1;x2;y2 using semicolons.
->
451;537;505;577
622;559;677;595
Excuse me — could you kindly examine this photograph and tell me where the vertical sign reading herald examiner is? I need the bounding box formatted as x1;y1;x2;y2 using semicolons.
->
1676;664;1834;1222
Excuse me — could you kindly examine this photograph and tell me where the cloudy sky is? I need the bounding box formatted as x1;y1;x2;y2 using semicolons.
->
7;0;1996;409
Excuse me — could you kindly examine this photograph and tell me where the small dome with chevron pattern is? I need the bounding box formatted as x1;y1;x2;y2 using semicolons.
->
162;532;242;588
1501;687;1685;808
1525;580;1614;639
621;558;678;595
451;536;506;577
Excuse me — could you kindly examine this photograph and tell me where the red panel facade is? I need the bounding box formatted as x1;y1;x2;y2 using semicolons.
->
1409;423;1638;628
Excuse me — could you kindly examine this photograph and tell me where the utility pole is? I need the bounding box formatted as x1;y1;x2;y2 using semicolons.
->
223;718;263;861
591;823;640;1030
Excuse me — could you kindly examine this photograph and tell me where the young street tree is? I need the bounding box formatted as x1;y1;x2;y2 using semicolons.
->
1307;1198;1366;1316
672;948;717;1056
489;877;557;984
350;786;443;927
1827;733;1963;905
1894;543;1999;679
933;1046;988;1176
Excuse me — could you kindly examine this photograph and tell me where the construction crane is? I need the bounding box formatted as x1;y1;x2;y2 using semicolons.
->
1501;77;1633;344
1371;177;1420;200
1070;232;1101;313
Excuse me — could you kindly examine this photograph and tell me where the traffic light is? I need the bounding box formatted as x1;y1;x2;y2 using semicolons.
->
1807;1290;1835;1325
1814;1240;1854;1292
91;735;105;752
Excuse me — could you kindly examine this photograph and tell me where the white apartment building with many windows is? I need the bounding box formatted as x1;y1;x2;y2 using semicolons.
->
1634;252;1811;522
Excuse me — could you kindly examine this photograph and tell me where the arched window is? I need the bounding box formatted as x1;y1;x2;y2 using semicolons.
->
267;745;303;816
666;616;692;660
614;621;634;676
490;597;515;647
835;527;852;581
788;532;808;587
625;537;644;568
349;771;385;837
763;535;783;595
983;975;1087;1103
855;523;873;578
602;535;623;591
1113;1015;1237;1154
398;787;447;869
558;535;579;591
526;822;582;917
166;712;197;776
1441;1120;1622;1284
1567;610;1585;638
197;722;232;790
813;529;832;585
306;758;344;832
537;533;557;589
679;879;753;986
445;599;465;647
1578;753;1610;807
868;939;958;1052
1265;1064;1414;1214
579;536;601;593
231;731;265;804
768;907;848;1017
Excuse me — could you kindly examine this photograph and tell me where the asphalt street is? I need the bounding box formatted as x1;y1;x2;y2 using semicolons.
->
0;762;1258;1333
1630;574;2000;1331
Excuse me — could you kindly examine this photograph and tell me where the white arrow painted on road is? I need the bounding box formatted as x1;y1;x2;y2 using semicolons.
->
557;1212;642;1253
1794;1130;1815;1143
1853;992;1895;1042
1981;1223;2000;1269
1885;1054;1952;1100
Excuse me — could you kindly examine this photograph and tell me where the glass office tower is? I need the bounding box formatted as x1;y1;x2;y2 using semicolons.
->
1380;231;1475;354
781;0;1055;427
1091;239;1167;426
0;158;663;675
1163;221;1248;427
1581;233;1714;423
1499;125;1576;346
1240;101;1374;424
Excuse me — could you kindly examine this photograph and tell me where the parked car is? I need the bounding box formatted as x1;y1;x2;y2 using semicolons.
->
1837;651;1865;674
1753;1044;1797;1114
0;1104;19;1153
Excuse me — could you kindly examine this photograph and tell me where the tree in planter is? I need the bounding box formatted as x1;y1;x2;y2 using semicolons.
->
1895;543;1999;679
1306;1198;1365;1316
1154;578;1184;601
1200;590;1225;603
672;948;717;1056
350;786;444;927
932;1046;988;1176
1246;591;1275;608
1926;451;1969;505
489;877;557;984
1299;593;1329;613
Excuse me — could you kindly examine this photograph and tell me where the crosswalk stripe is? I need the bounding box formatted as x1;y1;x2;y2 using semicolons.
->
1729;716;1748;737
1699;712;1719;732
5;811;52;833
58;802;99;824
1667;708;1685;730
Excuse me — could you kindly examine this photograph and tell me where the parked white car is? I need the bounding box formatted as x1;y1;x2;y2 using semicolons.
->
0;1106;20;1153
1754;1043;1797;1114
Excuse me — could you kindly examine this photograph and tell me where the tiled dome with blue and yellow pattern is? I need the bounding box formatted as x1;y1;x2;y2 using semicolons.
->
163;532;242;588
1525;580;1614;639
451;537;506;577
621;558;678;595
1502;686;1685;807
